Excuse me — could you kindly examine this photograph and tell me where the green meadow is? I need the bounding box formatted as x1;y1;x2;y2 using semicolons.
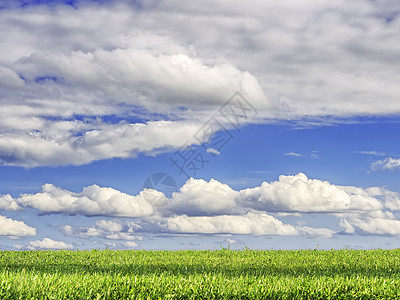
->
0;249;399;299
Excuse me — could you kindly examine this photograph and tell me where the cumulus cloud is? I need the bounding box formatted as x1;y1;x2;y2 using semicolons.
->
14;173;400;238
0;215;37;237
0;194;21;211
17;184;155;217
158;173;400;237
371;157;400;171
8;172;400;239
61;220;142;241
339;213;400;236
336;186;400;212
27;238;73;250
166;211;335;237
238;173;383;213
164;178;239;216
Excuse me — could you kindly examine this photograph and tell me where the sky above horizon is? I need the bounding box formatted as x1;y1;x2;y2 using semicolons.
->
1;0;400;250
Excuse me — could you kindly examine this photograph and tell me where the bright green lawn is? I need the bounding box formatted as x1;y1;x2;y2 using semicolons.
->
1;249;400;299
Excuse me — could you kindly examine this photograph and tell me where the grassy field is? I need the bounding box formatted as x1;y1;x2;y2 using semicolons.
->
0;249;400;299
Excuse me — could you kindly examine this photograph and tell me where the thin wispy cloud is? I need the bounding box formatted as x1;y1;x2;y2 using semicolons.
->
354;151;386;156
284;152;303;157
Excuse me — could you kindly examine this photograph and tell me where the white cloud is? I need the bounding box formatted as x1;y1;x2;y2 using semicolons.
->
354;150;386;156
206;148;221;156
124;241;139;248
167;211;298;235
371;157;400;171
18;184;155;217
0;1;399;167
238;173;383;213
164;178;239;216
297;226;336;239
339;214;400;236
17;49;267;112
364;187;400;211
166;211;335;237
140;0;400;116
284;152;302;157
27;238;73;250
6;172;400;239
0;120;205;167
61;220;142;241
0;4;268;168
0;194;21;211
0;215;37;237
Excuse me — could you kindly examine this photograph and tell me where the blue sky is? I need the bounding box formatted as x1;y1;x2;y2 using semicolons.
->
1;0;400;250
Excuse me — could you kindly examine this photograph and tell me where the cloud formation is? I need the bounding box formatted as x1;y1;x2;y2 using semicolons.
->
61;220;142;241
18;184;155;217
371;157;400;171
0;194;21;211
7;172;398;239
0;1;400;167
26;238;73;250
0;120;205;167
339;211;400;236
238;173;383;213
166;211;335;238
0;215;37;237
165;178;238;216
354;151;386;156
284;152;302;157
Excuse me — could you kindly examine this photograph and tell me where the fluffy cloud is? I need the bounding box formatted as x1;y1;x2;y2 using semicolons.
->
0;3;267;167
164;178;239;216
339;213;400;236
166;211;335;238
0;171;398;241
27;238;73;250
238;173;383;213
0;1;400;167
126;0;400;116
15;173;400;238
371;157;400;171
0;120;206;167
161;173;399;237
0;194;21;211
338;186;400;211
17;184;155;217
61;220;142;241
17;50;267;112
0;215;37;237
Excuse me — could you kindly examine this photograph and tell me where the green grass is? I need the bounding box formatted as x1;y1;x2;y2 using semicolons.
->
1;249;400;299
